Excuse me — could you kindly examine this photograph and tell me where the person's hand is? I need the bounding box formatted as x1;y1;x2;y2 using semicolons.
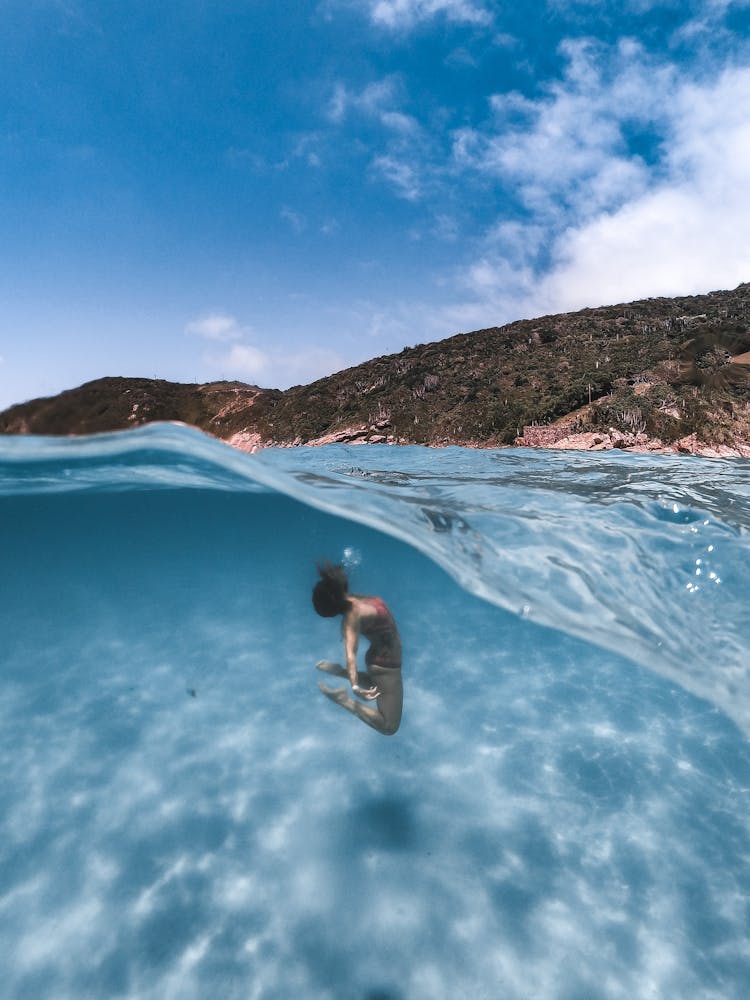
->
352;683;380;700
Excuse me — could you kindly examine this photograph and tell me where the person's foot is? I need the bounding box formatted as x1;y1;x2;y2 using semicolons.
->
318;681;350;705
315;660;347;678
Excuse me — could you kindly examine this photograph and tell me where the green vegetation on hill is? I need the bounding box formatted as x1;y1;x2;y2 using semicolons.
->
243;283;750;446
0;377;266;437
2;284;750;448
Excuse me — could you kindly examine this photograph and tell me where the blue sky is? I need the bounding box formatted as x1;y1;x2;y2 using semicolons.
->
2;0;750;408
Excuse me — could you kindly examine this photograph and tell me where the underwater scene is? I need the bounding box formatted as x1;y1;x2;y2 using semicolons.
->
1;424;749;1000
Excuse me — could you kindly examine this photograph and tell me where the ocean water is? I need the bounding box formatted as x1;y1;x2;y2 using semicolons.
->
1;423;749;1000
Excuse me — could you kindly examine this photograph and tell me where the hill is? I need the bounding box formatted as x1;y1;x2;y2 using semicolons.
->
0;378;269;438
3;283;750;453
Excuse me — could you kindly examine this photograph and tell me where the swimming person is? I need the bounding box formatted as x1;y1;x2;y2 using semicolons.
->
312;562;402;736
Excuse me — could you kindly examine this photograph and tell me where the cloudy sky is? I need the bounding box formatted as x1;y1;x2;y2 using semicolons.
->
2;0;750;408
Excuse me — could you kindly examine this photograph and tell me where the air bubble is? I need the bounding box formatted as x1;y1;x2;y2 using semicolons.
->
342;547;361;568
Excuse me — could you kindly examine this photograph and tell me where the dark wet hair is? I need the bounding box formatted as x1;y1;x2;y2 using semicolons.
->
312;561;350;617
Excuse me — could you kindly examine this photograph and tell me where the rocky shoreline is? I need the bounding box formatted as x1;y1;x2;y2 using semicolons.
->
224;421;750;459
526;428;750;459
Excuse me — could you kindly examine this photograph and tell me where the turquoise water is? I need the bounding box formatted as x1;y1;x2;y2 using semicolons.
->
1;424;749;999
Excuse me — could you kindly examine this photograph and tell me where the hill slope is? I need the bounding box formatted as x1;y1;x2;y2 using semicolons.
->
0;378;269;438
3;284;750;451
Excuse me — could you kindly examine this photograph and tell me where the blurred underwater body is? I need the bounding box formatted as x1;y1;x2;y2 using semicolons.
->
1;424;749;999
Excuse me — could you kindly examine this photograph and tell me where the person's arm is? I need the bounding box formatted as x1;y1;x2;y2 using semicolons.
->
343;611;360;687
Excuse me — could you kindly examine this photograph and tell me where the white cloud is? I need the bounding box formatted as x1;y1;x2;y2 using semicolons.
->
280;206;308;233
371;154;422;200
327;76;427;200
367;0;492;29
327;77;415;131
182;313;352;389
307;14;750;345
438;44;750;329
452;39;672;226
217;344;270;380
380;110;421;134
185;313;246;342
211;343;347;388
291;132;324;168
185;304;348;388
539;72;750;310
274;347;348;384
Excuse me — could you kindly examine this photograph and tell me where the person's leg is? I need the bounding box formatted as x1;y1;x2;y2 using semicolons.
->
318;664;402;736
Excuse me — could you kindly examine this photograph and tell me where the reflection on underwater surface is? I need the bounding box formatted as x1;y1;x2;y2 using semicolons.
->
1;426;749;999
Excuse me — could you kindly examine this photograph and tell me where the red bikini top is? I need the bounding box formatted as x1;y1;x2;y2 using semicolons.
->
362;597;395;634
